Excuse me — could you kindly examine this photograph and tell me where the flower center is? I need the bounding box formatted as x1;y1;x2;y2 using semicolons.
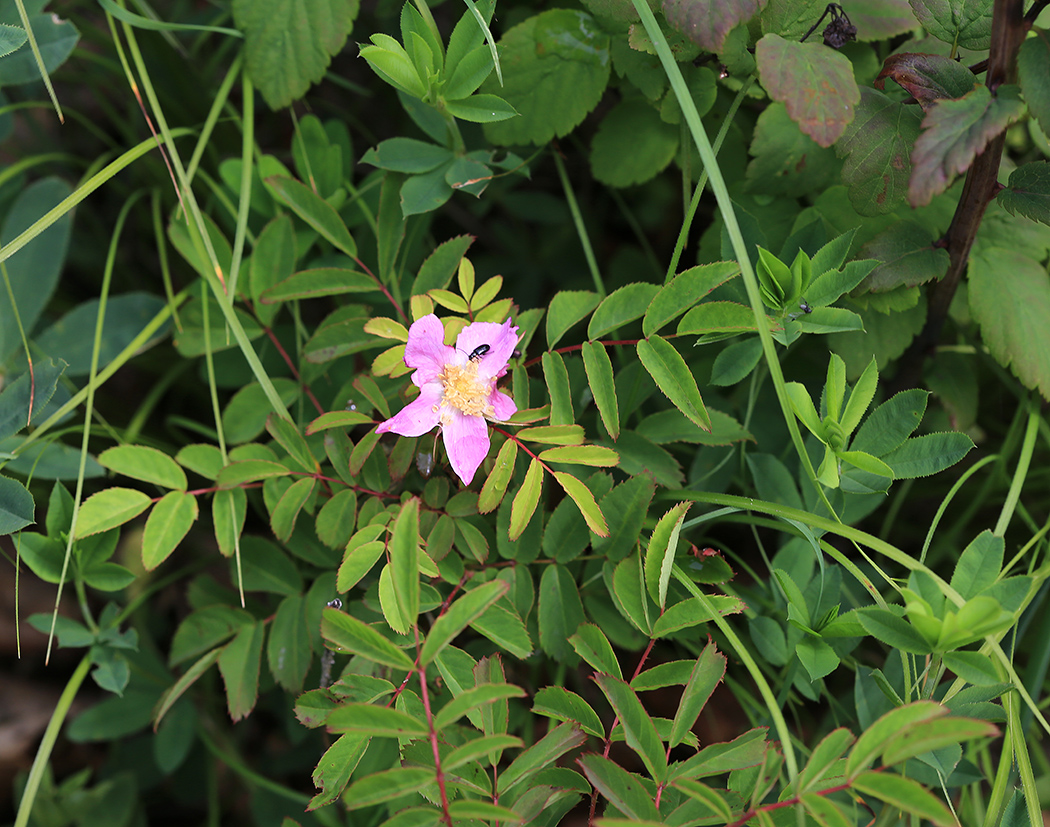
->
438;363;495;420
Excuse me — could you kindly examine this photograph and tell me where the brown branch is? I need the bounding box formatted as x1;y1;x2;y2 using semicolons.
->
889;0;1027;393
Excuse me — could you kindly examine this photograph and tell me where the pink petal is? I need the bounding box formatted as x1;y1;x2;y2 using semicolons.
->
404;314;455;388
488;388;517;422
376;383;443;437
441;409;490;485
456;318;519;380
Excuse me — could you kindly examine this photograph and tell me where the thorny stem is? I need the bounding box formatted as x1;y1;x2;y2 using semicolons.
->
416;629;454;827
890;0;1027;393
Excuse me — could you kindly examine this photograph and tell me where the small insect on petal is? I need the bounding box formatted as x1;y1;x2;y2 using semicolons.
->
468;344;491;362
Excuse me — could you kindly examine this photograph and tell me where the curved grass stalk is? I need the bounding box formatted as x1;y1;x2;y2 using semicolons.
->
14;0;63;122
552;150;605;298
994;397;1040;537
13;655;91;827
628;0;835;525
226;73;255;303
919;454;998;564
184;53;243;185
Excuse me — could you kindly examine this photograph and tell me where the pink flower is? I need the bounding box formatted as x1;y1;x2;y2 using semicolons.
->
376;314;518;485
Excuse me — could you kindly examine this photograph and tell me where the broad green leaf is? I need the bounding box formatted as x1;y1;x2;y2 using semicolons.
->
611;552;652;635
212;487;246;558
950;530;1004;600
652;595;744;637
537;445;618;466
509;458;543;541
0;13;77;85
798;728;856;793
445;734;523;771
670;778;733;820
266;175;357;257
74;488;151;539
390;498;420;632
880;432;974;479
321;607;413;670
835;87;922;215
434;683;526;730
445;43;495;99
0;178;73;362
497;722;587;795
0;475;36;535
169;605;253;666
880;717;998;766
0;358;65;442
784;382;823;439
632;660;695;691
577;753;659;822
998;162;1050;226
267;594;311;692
515;425;585;445
854;607;932;655
644;502;690;609
234;537;302;595
217;620;264;721
419;579;508;665
542;351;574;426
668;728;768;779
745;102;839;197
0;23;28;58
851;389;927;457
910;85;1025;207
232;0;358;109
308;733;370;810
590;98;677;187
644;261;739;336
588;283;661;339
142;491;198;570
260;268;376;302
1019;33;1050;138
447;801;522;823
664;0;762;52
343;767;435;809
553;471;608;536
268;477;315;542
970;245;1050;398
677;300;760;335
539;566;585;660
670;641;726;748
250;215;295;326
710;338;763;387
800;793;853;827
326;703;428;737
568;623;622;679
755;34;859;147
581;341;619;439
592;474;655;562
846;701;945;777
851;770;955;826
841;358;878;435
482;10;610;146
337;525;387;592
942;651;1000;685
175;444;223;479
546;290;600;348
858;220;949;291
479;439;517;514
910;0;993;51
362;137;453;173
305;410;374;434
315;489;357;549
443;94;518;123
797;637;840;681
636;336;710;431
412;234;473;295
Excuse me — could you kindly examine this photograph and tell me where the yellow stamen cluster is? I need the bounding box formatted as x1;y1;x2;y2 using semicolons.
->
435;362;495;422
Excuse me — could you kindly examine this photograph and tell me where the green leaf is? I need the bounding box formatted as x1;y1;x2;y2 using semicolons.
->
1019;33;1050;138
998;162;1050;226
266;175;357;257
857;220;949;291
390;497;420;632
321;607;413;671
855;607;932;655
539;565;585;660
950;529;1004;600
755;34;859;147
0;178;73;363
362;137;453;173
0;23;28;58
710;337;763;387
412;235;473;295
745;102;839;197
669;728;768;779
267;594;311;692
798;728;855;793
234;537;303;595
482;10;610;146
141;491;198;570
260;268;376;302
970;245;1050;398
851;770;955;826
611;552;652;635
537;445;618;466
592;474;655;562
268;477;315;542
343;767;435;809
677;300;761;335
588;283;661;339
796;637;840;681
670;641;726;749
0;476;35;536
515;425;585;445
445;734;523;771
851;389;927;457
670;778;733;820
443;94;518;123
568;623;622;679
644;501;690;609
652;595;745;637
577;754;660;822
213;487;246;558
644;262;738;337
326;702;428;737
546;291;600;348
910;85;1025;207
581;341;619;439
497;722;587;795
217;620;264;721
169;605;253;666
880;432;974;479
880;717;998;766
0;13;77;85
0;358;65;441
875;52;979;110
74;488;151;539
232;0;358;109
509;458;543;541
835;87;922;215
636;336;710;431
846;701;946;776
447;801;522;823
478;439;517;514
542;351;574;426
553;471;608;536
590;99;678;187
910;0;993;51
315;489;357;549
419;579;508;665
434;683;526;730
308;733;370;810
